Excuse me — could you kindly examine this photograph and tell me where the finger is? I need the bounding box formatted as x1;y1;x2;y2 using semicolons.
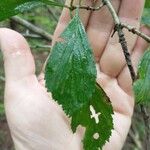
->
0;28;35;82
118;26;150;95
100;0;145;77
87;0;121;61
52;0;93;46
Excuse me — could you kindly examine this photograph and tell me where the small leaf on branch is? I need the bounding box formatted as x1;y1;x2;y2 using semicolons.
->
133;49;150;103
71;85;113;150
0;0;64;21
142;8;150;26
45;11;96;116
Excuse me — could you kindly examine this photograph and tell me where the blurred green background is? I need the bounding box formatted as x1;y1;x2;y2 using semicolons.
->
0;1;149;150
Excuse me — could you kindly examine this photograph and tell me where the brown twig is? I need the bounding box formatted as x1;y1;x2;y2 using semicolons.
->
121;23;150;43
70;0;74;8
45;0;105;11
117;25;137;81
73;4;105;11
11;16;53;41
61;1;150;43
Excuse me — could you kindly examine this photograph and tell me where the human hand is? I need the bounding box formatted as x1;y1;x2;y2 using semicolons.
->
0;0;150;149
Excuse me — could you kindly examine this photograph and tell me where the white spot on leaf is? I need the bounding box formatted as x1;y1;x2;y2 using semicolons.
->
93;133;99;140
90;105;101;124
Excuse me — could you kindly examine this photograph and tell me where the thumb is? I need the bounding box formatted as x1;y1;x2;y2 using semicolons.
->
0;28;35;82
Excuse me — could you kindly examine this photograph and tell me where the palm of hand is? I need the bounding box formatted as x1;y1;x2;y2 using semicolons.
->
1;0;149;150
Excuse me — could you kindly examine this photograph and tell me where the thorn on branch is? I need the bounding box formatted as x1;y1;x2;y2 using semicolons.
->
111;28;116;37
111;24;121;37
121;23;150;43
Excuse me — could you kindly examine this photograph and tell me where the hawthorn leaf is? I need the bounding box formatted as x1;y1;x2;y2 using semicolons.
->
45;11;96;116
133;49;150;103
0;0;64;21
71;85;113;150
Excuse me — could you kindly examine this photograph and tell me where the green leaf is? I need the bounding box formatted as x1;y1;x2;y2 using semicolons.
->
71;85;113;150
142;8;150;26
142;0;150;26
45;11;96;116
0;0;64;21
133;49;150;103
145;0;150;8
